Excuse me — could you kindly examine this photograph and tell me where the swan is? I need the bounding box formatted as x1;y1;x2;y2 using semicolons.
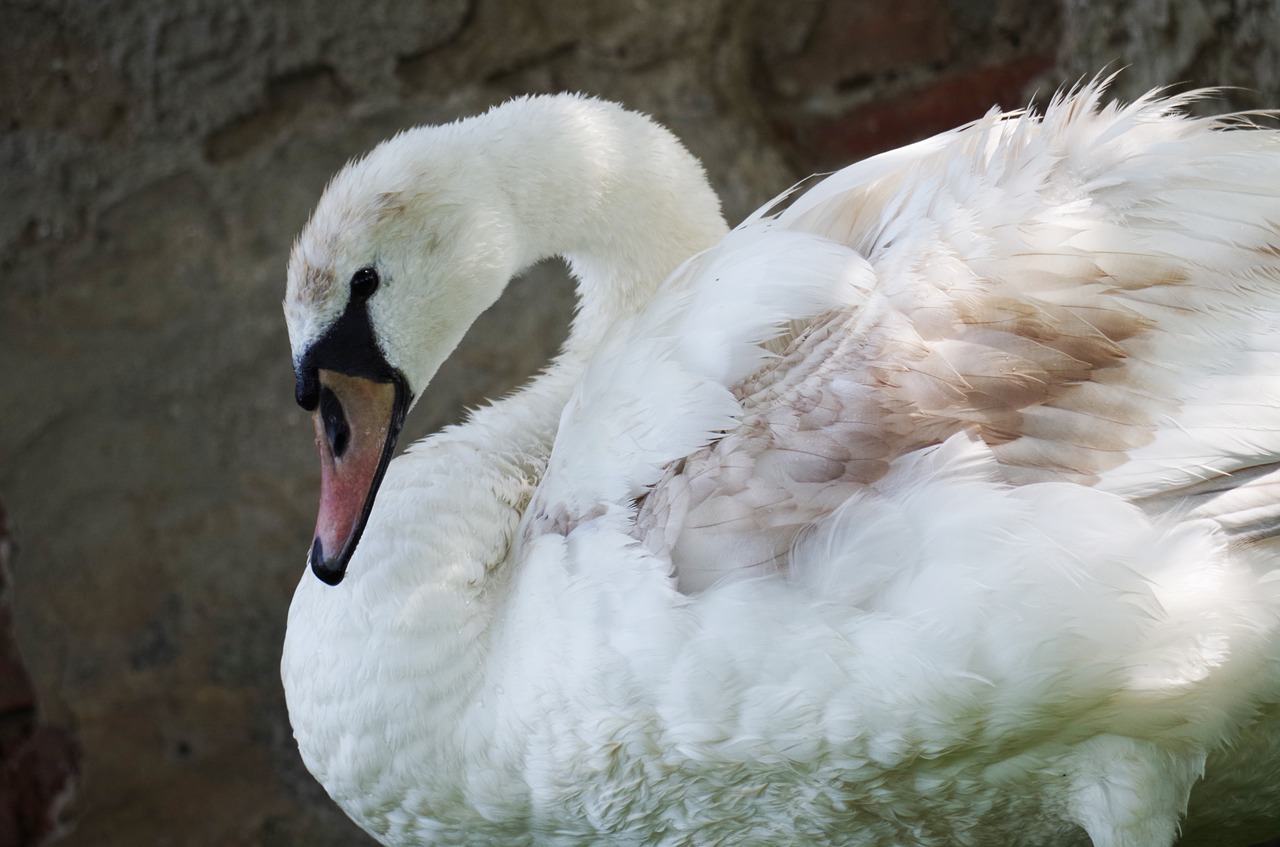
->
280;82;1280;847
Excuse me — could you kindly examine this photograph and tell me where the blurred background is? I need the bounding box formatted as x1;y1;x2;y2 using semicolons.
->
3;0;1280;844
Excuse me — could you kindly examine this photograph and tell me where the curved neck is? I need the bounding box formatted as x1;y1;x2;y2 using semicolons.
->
440;95;731;450
470;95;729;362
396;94;732;716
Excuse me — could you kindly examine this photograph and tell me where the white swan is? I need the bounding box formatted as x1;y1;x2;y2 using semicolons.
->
280;84;1280;847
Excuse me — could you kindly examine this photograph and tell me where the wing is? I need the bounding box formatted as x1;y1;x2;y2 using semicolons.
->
633;84;1280;592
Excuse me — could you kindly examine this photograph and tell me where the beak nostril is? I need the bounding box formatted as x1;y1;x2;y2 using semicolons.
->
319;386;351;458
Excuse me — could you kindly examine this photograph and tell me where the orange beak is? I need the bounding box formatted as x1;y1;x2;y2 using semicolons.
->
306;369;408;584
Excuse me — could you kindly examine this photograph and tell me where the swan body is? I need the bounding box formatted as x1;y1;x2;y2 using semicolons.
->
281;85;1280;846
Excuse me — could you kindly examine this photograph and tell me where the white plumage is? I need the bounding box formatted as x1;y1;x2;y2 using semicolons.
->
280;82;1280;846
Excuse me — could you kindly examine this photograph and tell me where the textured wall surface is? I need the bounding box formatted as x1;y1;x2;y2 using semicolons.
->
1;1;1278;845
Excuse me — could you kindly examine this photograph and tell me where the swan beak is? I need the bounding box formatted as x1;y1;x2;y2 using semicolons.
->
307;369;409;585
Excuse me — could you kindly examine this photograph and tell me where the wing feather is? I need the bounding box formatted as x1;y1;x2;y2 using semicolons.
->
629;84;1280;592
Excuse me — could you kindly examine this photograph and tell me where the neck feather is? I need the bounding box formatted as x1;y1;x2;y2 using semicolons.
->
467;95;729;361
413;95;731;464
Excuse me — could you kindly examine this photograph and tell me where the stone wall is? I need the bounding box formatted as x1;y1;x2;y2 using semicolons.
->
1;1;1278;845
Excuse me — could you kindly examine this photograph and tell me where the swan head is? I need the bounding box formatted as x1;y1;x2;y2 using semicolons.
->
284;125;519;585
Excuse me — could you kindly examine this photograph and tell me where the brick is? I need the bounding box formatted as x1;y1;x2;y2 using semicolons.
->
789;54;1054;167
764;0;951;95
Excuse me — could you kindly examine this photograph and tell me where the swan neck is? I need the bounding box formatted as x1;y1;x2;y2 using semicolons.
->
475;97;730;357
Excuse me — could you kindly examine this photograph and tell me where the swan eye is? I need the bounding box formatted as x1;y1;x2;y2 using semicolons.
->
350;266;380;301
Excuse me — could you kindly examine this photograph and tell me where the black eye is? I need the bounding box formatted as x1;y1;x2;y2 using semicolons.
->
350;266;379;301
